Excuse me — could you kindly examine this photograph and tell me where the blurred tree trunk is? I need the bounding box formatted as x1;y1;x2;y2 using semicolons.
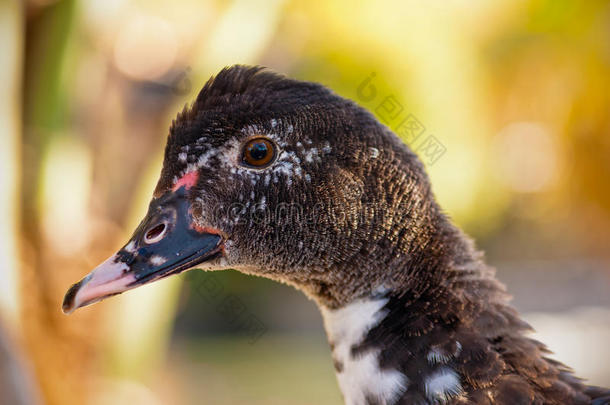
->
21;1;102;404
0;0;41;404
0;0;23;325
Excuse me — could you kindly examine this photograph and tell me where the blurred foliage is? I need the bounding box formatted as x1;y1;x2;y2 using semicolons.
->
0;0;609;404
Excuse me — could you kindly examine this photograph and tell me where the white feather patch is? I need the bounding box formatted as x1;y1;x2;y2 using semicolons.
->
322;298;407;405
425;367;462;403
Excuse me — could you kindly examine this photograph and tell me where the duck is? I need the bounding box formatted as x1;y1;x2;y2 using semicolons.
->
62;65;610;405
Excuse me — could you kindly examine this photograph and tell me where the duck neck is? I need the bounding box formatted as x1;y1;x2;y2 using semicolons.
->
318;229;523;404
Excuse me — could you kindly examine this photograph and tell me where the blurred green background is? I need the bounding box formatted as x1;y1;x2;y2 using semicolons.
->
1;0;610;404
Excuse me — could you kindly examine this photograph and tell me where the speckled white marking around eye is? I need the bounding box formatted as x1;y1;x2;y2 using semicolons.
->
241;124;261;134
174;148;217;185
149;255;167;266
196;149;217;168
369;147;379;159
271;134;287;148
321;298;407;405
176;127;310;193
124;241;136;253
304;148;319;163
425;367;462;403
273;159;297;186
178;152;187;163
241;125;287;148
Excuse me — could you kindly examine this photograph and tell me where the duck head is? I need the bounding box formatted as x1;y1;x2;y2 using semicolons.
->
63;65;452;314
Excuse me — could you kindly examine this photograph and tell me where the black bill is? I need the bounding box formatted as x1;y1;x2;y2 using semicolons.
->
62;187;222;314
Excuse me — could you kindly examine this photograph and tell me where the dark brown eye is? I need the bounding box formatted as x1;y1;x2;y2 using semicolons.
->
242;137;275;168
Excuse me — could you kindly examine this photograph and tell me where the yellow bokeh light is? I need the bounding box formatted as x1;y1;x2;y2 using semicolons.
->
113;14;178;81
40;136;92;256
493;122;560;193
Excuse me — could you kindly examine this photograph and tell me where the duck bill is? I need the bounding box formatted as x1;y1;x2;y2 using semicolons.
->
62;187;223;314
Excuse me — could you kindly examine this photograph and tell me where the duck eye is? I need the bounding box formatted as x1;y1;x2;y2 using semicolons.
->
242;138;275;168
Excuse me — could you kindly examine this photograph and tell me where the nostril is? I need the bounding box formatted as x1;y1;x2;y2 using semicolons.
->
144;223;167;244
